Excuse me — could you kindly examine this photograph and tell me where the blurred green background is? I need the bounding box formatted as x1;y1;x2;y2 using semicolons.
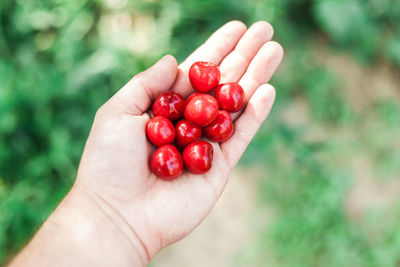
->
1;0;400;266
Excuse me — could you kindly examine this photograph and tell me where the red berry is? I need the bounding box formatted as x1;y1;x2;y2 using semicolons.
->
203;110;233;142
152;92;186;121
146;116;175;147
215;83;245;112
184;94;219;127
150;145;183;180
183;141;213;174
189;61;221;93
175;119;202;149
186;92;204;104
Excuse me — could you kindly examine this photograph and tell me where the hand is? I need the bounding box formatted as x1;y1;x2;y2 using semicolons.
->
10;21;283;267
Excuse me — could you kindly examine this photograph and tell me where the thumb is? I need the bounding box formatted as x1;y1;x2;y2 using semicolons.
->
103;55;178;116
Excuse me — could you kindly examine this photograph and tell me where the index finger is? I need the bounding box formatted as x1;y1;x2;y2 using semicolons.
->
171;21;247;97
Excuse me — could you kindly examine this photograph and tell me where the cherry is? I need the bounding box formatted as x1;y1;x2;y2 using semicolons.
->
203;110;233;142
152;91;186;121
186;92;203;104
183;141;213;174
146;116;175;147
189;61;221;93
175;119;202;149
184;94;219;127
150;145;183;180
215;82;245;112
147;61;242;179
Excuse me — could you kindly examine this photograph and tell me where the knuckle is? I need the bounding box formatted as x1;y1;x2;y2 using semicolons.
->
95;104;107;117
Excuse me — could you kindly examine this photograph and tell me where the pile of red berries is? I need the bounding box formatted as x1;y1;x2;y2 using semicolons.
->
147;61;245;180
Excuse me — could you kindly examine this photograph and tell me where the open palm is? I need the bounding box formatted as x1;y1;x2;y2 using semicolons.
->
75;21;283;264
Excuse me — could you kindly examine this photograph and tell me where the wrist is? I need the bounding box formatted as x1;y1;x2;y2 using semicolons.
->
11;185;149;267
63;185;150;266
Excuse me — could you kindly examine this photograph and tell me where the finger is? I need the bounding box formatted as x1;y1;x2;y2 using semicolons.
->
219;21;274;83
172;20;247;97
103;55;178;116
221;84;276;168
239;41;283;103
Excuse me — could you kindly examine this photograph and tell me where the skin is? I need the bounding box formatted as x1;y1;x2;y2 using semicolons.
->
189;61;221;92
183;141;214;174
216;82;245;112
146;116;176;147
9;20;283;267
184;94;219;127
175;119;202;148
150;145;183;179
152;92;186;121
204;110;234;142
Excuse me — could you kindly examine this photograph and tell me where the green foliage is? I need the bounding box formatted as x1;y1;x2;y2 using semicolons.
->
0;0;399;265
